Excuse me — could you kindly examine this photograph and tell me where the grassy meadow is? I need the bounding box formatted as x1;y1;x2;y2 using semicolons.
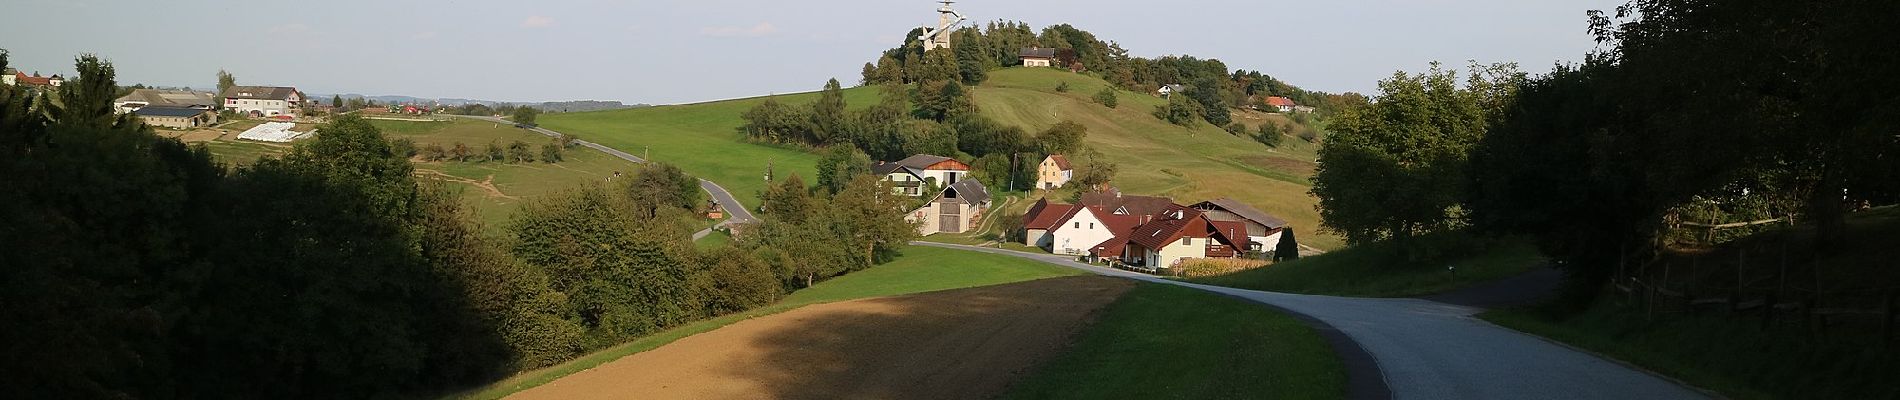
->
1191;234;1545;297
449;244;1085;399
1003;283;1345;399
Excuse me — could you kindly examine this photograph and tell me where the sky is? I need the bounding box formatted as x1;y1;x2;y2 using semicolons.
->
1;0;1622;104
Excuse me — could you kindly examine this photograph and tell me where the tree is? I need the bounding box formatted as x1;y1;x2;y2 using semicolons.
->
1311;62;1519;248
1273;228;1300;261
1093;86;1118;108
623;162;703;218
814;145;872;194
1036;120;1087;155
1153;92;1204;127
449;142;471;162
332;95;343;108
859;62;877;86
539;141;562;163
216;69;236;103
1256;121;1285;147
512;106;540;126
829;175;921;266
507;140;533;163
810;78;847;143
485;141;504;162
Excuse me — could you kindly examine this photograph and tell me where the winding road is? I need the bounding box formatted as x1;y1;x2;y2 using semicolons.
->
452;114;1701;399
915;242;1710;400
449;116;755;240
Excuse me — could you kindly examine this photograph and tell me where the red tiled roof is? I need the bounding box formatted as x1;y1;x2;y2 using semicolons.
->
1209;220;1251;251
1078;190;1177;217
1023;201;1076;230
1127;206;1206;251
1266;96;1296;107
16;73;54;86
1047;154;1072;170
1044;204;1091;234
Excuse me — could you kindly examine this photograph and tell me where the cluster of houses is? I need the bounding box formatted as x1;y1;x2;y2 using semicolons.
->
1023;190;1289;272
107;85;309;130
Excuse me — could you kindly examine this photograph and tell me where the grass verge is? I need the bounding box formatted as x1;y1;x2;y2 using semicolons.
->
1191;234;1544;297
1482;304;1899;400
447;245;1084;399
1003;283;1346;399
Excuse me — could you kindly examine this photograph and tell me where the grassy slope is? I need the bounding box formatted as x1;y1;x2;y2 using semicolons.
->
1004;283;1345;399
536;88;881;208
1192;235;1545;297
536;68;1339;249
979;68;1337;249
451;245;1084;399
198;118;642;229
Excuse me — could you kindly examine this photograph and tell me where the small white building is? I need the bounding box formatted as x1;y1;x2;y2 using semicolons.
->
1157;84;1186;98
1019;47;1057;68
220;85;304;117
908;179;992;235
1036;154;1073;190
1048;205;1143;256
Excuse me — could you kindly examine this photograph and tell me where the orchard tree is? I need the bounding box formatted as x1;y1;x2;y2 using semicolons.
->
512;106;540;126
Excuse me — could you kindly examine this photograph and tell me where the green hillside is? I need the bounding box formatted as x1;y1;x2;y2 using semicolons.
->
539;68;1339;249
537;88;882;208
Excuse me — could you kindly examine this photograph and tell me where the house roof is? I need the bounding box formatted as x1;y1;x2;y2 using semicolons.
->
117;89;217;108
1209;220;1252;251
871;161;909;176
1019;47;1057;59
1079;189;1177;217
1159;84;1186;92
134;106;210;117
895;154;955;170
221;86;300;101
1043;204;1091;234
947;179;991;204
1191;198;1289;229
1023;200;1076;230
15;72;55;86
1266;96;1296;107
1046;154;1072;170
1127;206;1207;250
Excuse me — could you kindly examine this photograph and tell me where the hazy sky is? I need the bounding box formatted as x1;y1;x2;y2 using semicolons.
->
1;0;1620;104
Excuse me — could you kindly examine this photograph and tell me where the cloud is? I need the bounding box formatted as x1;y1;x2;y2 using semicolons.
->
521;15;555;28
268;23;310;34
700;22;778;38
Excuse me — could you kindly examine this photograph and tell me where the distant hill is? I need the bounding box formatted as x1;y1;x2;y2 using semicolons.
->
310;94;649;112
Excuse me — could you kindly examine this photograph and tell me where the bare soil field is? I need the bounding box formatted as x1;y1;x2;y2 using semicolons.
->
509;276;1135;400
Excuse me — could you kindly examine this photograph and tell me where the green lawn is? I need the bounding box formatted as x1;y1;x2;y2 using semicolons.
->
1004;283;1346;399
536;88;882;208
693;230;731;249
448;244;1084;400
1191;234;1545;297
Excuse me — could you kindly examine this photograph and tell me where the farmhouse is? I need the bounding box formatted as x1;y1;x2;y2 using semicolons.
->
1021;198;1074;248
1097;205;1250;270
1157;84;1185;97
1036;154;1073;189
1048;205;1144;256
908;179;992;235
116;89;218;114
134;106;217;130
1265;96;1297;113
11;71;62;88
1191;198;1289;252
1019;47;1057;67
220;85;304;117
873;154;972;197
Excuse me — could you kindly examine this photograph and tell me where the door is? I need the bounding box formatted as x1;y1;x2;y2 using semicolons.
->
939;202;961;232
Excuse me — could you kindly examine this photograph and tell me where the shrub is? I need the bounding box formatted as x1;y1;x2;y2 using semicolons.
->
449;142;471;162
1170;258;1270;278
1093;87;1118;108
697;250;785;315
390;138;418;158
420;143;447;161
485;141;505;162
507;140;533;163
1055;81;1072;92
1257;122;1285;147
539;141;563;163
1224;123;1249;136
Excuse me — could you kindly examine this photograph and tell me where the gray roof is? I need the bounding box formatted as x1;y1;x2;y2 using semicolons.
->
871;161;909;176
947;179;991;204
1192;197;1289;229
1019;47;1057;58
220;86;299;101
117;89;216;108
895;154;954;170
135;106;210;117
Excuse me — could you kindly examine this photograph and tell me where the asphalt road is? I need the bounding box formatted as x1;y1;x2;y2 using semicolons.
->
914;242;1710;400
448;115;754;240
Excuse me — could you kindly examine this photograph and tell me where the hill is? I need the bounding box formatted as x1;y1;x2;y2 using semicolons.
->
539;67;1339;249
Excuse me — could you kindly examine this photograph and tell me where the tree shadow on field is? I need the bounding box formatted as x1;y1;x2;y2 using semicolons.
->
723;275;1134;400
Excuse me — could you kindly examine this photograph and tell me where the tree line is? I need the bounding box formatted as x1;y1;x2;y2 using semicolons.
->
1309;0;1900;309
0;53;918;399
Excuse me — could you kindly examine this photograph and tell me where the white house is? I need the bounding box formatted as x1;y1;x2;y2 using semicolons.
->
874;154;972;197
1190;198;1289;253
1019;47;1057;67
1099;206;1250;270
1036;154;1074;190
1265;96;1297;113
1157;84;1186;98
220;85;304;117
1048;205;1143;256
908;179;992;235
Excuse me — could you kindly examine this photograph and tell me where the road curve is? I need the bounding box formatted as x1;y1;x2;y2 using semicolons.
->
446;115;755;240
914;242;1709;400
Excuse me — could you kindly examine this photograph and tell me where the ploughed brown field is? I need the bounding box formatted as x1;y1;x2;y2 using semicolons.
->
509;276;1135;400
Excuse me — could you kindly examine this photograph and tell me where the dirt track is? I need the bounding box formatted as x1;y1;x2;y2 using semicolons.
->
509;276;1135;400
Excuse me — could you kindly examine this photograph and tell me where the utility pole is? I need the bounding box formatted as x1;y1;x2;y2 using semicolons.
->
644;145;649;161
1008;153;1016;192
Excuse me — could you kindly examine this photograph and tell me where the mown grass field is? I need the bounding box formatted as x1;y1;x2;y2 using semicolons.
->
1004;283;1345;399
536;88;882;208
538;67;1341;249
449;244;1084;399
1192;234;1545;297
197;118;642;229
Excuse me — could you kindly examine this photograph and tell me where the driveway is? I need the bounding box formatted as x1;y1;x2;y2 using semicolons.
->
914;242;1709;400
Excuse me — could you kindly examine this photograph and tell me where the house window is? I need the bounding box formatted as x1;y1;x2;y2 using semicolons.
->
1089;223;1095;229
1074;222;1080;229
1181;237;1192;246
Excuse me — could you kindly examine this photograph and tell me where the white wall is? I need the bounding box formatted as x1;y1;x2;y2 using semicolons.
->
1051;208;1116;256
1155;237;1210;268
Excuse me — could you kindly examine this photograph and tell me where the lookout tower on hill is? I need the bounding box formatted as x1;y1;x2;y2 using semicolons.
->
919;0;967;51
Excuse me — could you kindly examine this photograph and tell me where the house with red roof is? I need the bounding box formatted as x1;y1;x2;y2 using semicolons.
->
1100;205;1251;270
1265;96;1297;113
1049;205;1145;256
1036;154;1073;190
1021;198;1075;249
1023;189;1283;272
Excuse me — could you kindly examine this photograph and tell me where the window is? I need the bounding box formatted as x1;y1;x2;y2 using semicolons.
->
1074;222;1080;229
1181;237;1192;246
1089;223;1095;229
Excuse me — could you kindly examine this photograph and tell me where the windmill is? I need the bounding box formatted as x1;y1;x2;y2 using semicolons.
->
917;0;967;51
